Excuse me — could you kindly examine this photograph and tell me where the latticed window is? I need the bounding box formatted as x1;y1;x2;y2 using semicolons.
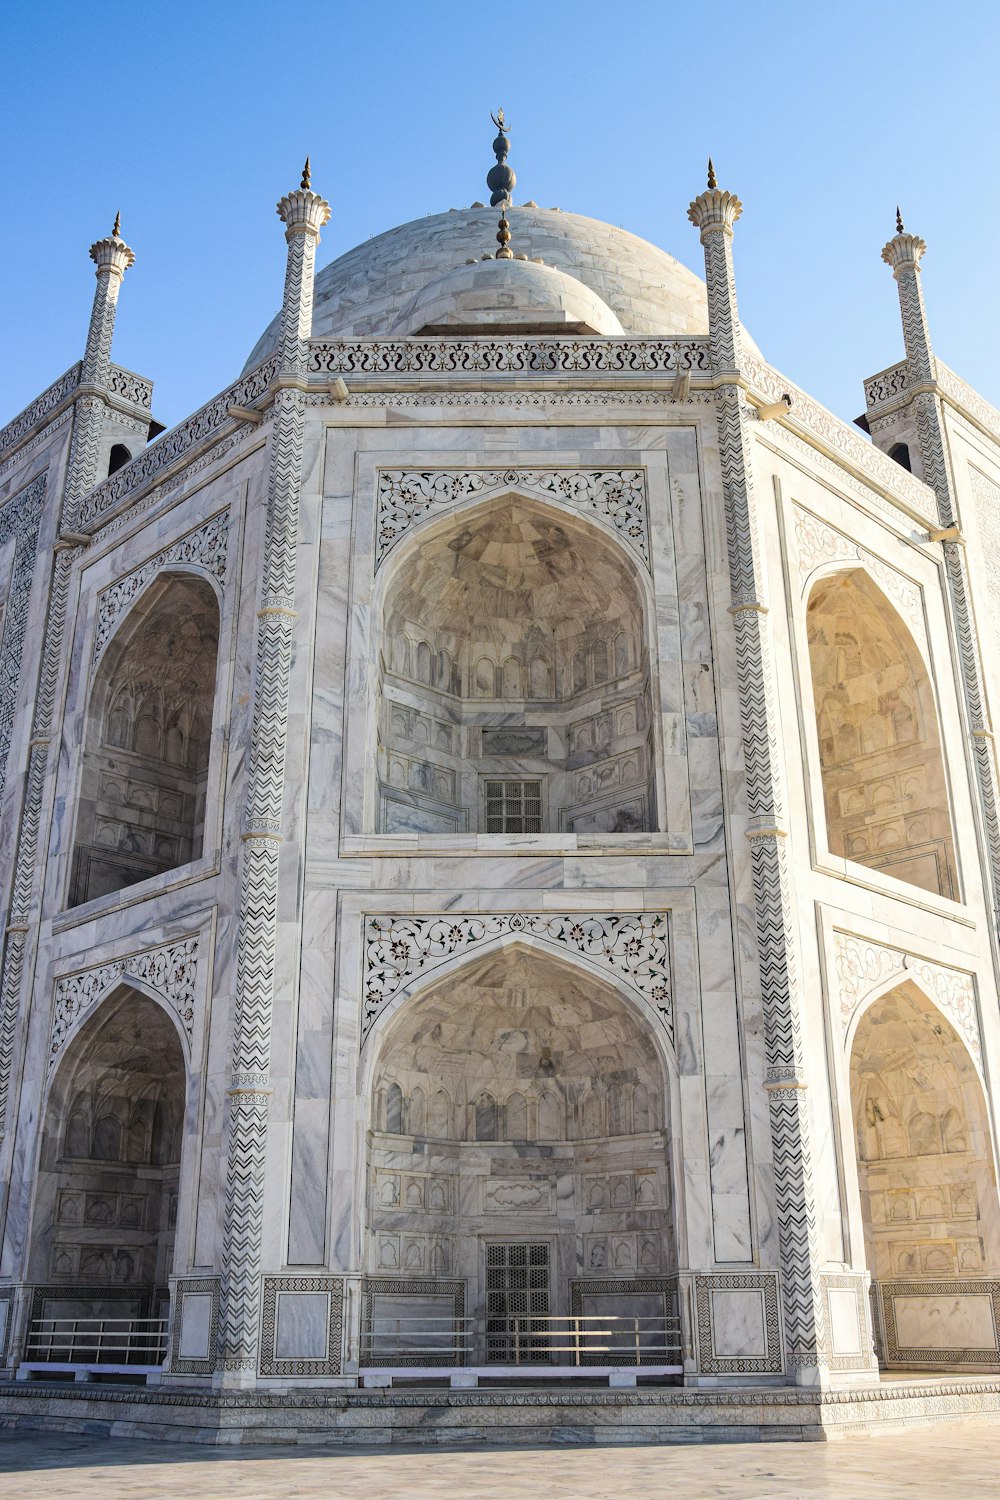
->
486;1242;550;1362
484;780;542;833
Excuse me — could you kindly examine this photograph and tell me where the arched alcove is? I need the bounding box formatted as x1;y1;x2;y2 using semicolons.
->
807;569;958;898
850;983;1000;1363
29;988;186;1319
366;945;674;1359
375;498;656;836
69;573;220;906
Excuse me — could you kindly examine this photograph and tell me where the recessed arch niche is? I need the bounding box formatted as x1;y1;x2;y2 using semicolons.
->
69;572;220;906
366;944;674;1344
375;496;657;836
849;982;1000;1362
806;568;958;899
29;987;186;1312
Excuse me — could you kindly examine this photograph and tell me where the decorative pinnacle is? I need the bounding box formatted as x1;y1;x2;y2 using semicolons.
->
496;204;513;259
112;209;121;239
707;157;717;190
487;107;516;207
301;156;311;191
896;205;904;235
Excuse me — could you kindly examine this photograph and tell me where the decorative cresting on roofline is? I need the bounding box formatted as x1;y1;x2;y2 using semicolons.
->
864;361;910;413
375;468;649;570
792;506;923;632
740;349;936;520
833;931;982;1068
91;510;230;666
361;912;671;1046
50;936;200;1065
0;365;81;460
77;353;279;529
309;337;711;376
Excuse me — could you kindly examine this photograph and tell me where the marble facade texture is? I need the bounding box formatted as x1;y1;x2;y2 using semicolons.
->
1;144;1000;1440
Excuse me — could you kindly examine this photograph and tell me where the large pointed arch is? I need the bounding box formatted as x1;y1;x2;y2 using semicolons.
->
806;567;958;899
28;985;188;1315
848;980;1000;1366
360;940;678;1363
370;490;660;838
69;570;221;906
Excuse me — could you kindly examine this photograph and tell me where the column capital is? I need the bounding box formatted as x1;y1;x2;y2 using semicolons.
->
277;160;331;240
881;229;927;277
89;213;135;277
687;186;743;239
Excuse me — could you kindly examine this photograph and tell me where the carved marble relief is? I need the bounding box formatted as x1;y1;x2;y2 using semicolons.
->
833;931;981;1065
375;468;650;569
92;510;229;665
51;935;199;1063
363;911;671;1044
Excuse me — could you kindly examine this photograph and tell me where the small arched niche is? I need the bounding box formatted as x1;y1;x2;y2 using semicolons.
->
69;573;220;907
29;988;186;1310
850;982;1000;1362
376;498;656;836
806;569;958;899
366;945;674;1350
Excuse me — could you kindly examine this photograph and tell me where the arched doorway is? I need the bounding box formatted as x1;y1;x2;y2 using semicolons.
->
364;945;675;1365
70;572;220;906
850;983;1000;1366
29;988;186;1339
806;569;958;898
375;497;656;836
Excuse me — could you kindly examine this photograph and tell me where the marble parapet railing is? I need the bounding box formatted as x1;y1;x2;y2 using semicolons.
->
307;336;714;377
936;362;1000;452
77;353;280;528
105;364;154;412
0;362;153;469
0;363;82;462
739;348;938;522
863;360;909;413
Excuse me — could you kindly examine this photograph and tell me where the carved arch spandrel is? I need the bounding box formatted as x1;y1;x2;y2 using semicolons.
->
374;468;651;572
49;935;200;1071
792;505;924;640
361;914;672;1049
833;930;982;1072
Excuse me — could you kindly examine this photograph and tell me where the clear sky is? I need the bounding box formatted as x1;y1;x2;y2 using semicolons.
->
1;0;994;431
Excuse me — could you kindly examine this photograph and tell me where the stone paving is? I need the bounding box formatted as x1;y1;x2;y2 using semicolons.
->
0;1425;999;1499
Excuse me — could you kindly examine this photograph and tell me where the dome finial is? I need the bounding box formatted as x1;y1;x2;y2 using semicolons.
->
112;209;121;239
301;156;312;191
895;204;904;235
487;107;516;208
707;158;717;190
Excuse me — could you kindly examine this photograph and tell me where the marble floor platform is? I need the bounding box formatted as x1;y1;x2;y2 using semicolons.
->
2;1374;1000;1450
1;1423;999;1499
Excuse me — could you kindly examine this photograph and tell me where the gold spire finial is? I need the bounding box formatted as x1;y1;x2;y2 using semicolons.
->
707;158;717;190
112;210;121;239
895;205;904;235
496;203;513;258
301;156;311;191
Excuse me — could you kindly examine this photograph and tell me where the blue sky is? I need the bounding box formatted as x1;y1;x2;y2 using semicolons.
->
1;0;993;429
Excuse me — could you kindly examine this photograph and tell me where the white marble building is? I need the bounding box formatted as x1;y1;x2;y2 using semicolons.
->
2;122;1000;1426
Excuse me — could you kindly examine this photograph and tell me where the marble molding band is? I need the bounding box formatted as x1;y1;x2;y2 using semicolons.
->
217;182;327;1377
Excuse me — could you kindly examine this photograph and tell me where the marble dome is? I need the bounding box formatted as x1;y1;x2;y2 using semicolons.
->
389;255;625;337
242;203;711;368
